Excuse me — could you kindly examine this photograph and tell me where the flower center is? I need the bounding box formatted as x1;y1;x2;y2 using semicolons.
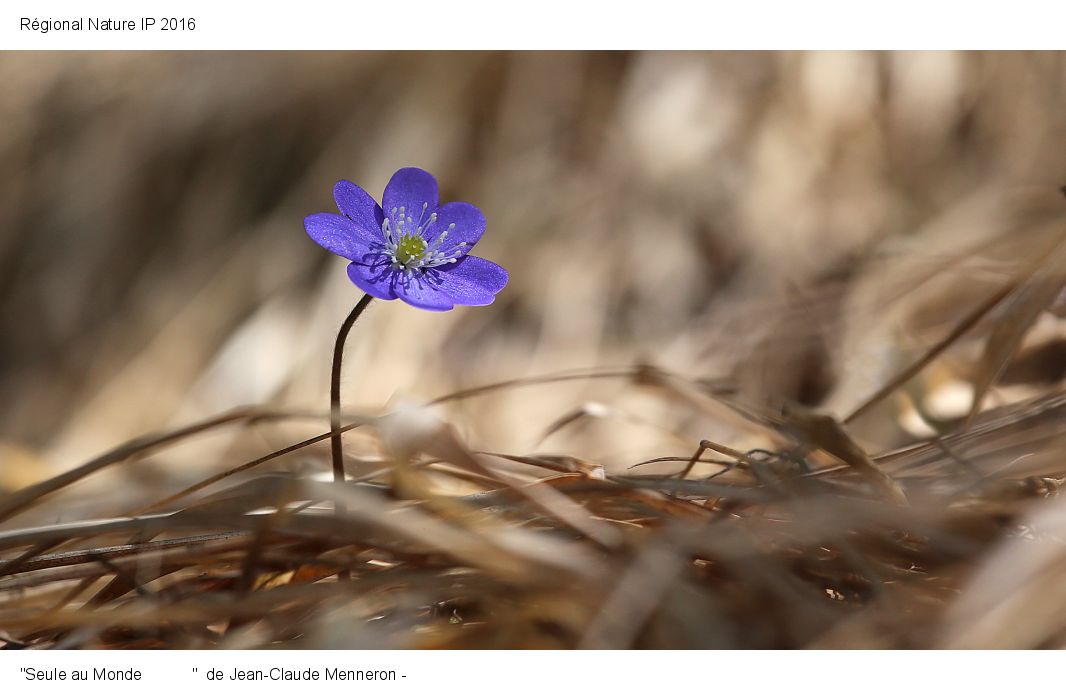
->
395;234;426;264
380;203;471;276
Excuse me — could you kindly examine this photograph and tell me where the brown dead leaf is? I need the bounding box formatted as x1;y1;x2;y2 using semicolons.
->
783;405;908;505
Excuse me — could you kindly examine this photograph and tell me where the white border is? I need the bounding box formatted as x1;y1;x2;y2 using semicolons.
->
0;650;1050;699
2;0;1066;49
0;0;1060;691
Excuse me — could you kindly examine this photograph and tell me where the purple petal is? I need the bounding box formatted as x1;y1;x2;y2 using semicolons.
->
382;168;439;227
395;276;455;312
431;255;508;306
346;256;399;300
426;202;486;250
333;180;384;240
304;213;376;260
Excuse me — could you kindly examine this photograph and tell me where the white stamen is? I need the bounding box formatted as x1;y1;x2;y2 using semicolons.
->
378;209;470;274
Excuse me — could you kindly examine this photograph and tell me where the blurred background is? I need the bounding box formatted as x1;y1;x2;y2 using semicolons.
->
3;51;1066;505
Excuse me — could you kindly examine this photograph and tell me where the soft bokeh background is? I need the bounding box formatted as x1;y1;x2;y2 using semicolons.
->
3;51;1066;502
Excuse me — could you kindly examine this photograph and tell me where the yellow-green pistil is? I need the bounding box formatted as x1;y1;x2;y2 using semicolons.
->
396;234;427;265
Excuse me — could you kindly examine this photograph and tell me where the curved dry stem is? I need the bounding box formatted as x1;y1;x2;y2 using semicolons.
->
330;294;374;484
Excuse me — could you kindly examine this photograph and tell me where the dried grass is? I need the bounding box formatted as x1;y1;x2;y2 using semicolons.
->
2;361;1066;648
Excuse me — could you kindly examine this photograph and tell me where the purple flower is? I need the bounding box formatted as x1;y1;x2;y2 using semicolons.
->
304;168;508;312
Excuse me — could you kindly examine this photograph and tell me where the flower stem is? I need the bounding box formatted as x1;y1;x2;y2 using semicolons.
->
330;293;373;486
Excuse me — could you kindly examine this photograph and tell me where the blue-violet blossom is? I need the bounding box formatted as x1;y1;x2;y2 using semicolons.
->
304;167;508;312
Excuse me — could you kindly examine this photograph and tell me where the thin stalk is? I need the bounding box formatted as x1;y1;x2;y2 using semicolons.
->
330;293;374;485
